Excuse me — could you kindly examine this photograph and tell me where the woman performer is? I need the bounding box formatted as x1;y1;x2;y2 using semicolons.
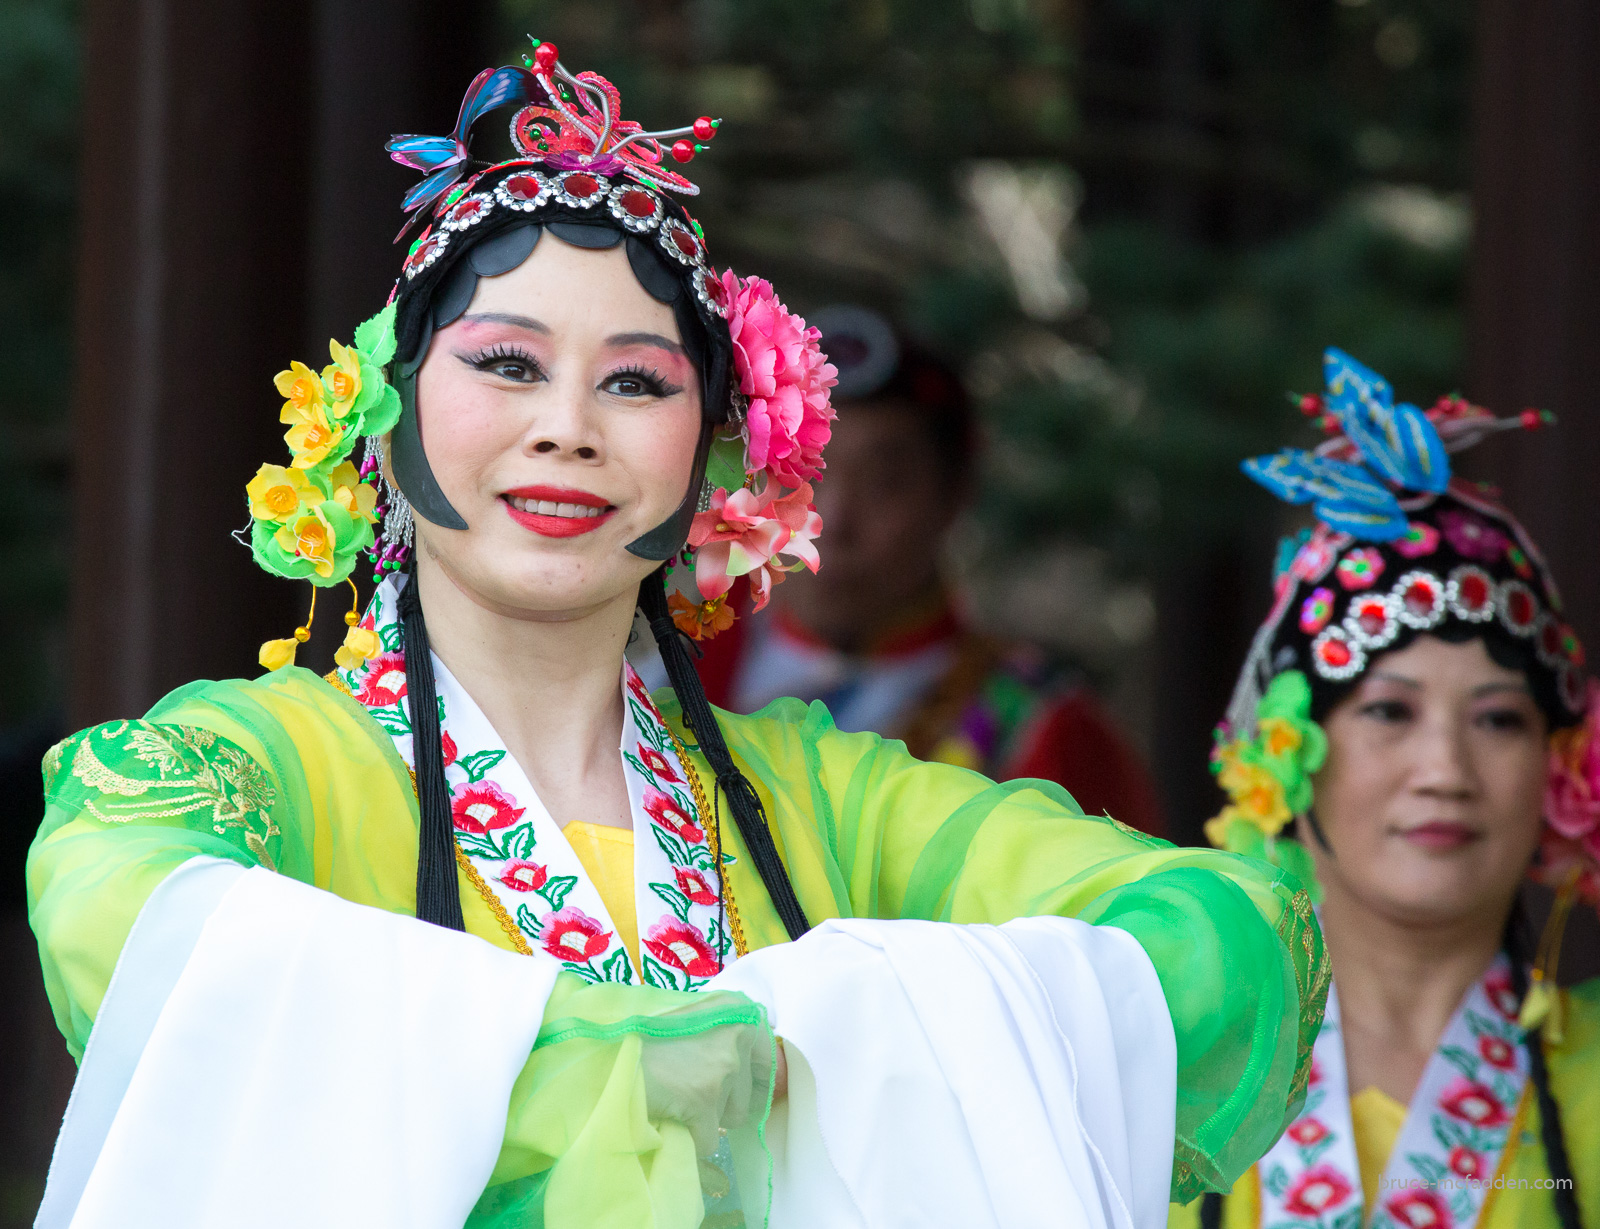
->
31;45;1324;1229
1174;350;1600;1229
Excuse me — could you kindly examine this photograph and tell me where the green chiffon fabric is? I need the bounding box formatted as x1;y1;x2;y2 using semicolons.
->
30;666;1328;1223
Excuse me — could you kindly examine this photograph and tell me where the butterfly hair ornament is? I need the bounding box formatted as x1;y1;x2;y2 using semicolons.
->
1210;349;1597;963
240;38;835;672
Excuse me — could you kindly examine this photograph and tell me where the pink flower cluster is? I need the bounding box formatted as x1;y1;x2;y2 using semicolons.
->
1540;677;1600;907
720;271;837;489
688;482;822;611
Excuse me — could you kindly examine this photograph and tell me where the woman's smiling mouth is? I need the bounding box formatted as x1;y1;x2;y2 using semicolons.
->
501;485;617;537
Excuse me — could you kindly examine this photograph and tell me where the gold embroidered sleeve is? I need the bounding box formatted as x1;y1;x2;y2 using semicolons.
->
44;720;281;871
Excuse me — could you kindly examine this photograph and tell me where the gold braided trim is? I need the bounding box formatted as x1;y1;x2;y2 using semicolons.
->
664;721;748;959
323;670;356;699
406;764;534;956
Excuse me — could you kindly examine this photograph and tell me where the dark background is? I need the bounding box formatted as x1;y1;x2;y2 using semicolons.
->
3;0;1598;1219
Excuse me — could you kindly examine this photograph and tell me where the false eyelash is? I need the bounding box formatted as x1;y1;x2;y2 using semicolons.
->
606;363;682;397
466;344;545;375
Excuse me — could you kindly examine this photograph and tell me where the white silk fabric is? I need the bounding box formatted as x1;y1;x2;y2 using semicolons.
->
36;857;559;1229
712;915;1178;1229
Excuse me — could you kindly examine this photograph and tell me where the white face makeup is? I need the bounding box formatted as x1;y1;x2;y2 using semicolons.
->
1308;634;1550;929
407;234;703;620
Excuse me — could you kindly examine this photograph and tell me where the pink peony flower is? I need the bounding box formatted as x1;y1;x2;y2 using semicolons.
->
719;271;837;488
1546;679;1600;843
689;482;822;611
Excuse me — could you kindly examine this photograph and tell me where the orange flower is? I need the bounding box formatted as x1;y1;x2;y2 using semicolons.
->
668;591;737;641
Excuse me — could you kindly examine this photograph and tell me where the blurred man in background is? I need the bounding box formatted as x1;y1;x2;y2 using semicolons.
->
693;306;1164;837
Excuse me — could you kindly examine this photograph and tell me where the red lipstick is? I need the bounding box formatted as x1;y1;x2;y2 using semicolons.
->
1399;821;1480;852
501;485;616;538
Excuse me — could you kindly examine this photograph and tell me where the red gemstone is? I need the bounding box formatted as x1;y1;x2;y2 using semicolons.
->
619;189;656;218
1459;574;1489;608
1542;621;1564;655
1509;590;1535;625
671;139;696;163
1521;408;1543;430
1321;639;1352;668
505;174;542;200
669;225;699;257
1356;601;1387;636
1405;581;1436;615
703;275;727;306
693;116;717;142
533;42;559;71
448;198;483;224
564;173;600;198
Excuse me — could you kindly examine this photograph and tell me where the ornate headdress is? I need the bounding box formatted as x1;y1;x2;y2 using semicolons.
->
241;40;835;666
1210;348;1599;1030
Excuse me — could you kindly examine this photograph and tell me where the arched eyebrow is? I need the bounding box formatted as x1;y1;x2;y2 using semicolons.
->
606;331;686;358
1471;680;1534;698
460;312;549;333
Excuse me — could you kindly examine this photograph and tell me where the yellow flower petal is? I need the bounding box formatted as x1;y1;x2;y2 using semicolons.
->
274;361;325;415
275;508;338;577
246;464;321;522
259;637;299;671
322;341;364;419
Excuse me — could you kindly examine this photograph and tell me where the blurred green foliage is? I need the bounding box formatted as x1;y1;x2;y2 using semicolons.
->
0;0;77;725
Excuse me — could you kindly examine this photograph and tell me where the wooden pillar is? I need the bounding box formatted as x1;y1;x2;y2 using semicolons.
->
1468;0;1600;982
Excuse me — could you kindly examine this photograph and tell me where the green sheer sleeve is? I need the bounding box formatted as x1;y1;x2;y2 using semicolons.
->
684;695;1330;1203
29;671;775;1229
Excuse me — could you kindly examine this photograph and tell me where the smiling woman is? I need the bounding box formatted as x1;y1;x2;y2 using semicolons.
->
1179;351;1600;1229
30;43;1327;1229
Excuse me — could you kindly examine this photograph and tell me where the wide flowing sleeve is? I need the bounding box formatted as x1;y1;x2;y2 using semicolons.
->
713;696;1330;1203
30;674;776;1229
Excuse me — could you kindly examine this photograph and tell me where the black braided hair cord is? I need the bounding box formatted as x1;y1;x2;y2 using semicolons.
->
399;577;467;931
638;569;811;942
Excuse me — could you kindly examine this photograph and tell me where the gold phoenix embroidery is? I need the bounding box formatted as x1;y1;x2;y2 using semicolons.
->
68;722;280;870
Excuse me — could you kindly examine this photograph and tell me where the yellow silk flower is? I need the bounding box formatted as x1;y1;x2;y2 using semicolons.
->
274;506;339;578
327;461;379;524
275;360;325;417
246;464;323;523
281;398;344;470
322;341;364;420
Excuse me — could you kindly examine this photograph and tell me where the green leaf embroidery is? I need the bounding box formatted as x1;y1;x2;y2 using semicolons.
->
504;824;536;861
1329;1208;1363;1229
457;748;506;783
566;961;602;983
539;874;578;913
1262;1163;1289;1198
650;880;693;925
1438;1045;1479;1080
1409;1152;1448;1182
1448;1191;1474;1220
369;705;411;735
378;620;402;652
455;832;502;860
1299;1135;1334;1167
515;903;542;939
650;821;688;866
641;954;680;991
601;947;634;984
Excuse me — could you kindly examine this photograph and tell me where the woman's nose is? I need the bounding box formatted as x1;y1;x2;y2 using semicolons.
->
524;380;602;460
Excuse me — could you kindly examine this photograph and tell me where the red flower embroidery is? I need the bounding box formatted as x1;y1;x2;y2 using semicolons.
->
1448;1146;1485;1180
644;916;721;977
1308;1056;1324;1087
541;908;612;962
1439;1078;1510;1128
1282;1164;1354;1218
450;781;525;834
674;866;718;906
1478;1034;1516;1070
626;665;660;713
357;653;408;706
1385;1188;1454;1228
644;787;703;844
1483;969;1520;1020
441;730;458;767
637;743;681;783
1286;1117;1329;1146
500;860;547;892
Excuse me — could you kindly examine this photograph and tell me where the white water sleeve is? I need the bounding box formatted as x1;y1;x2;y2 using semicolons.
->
710;915;1177;1229
37;858;559;1229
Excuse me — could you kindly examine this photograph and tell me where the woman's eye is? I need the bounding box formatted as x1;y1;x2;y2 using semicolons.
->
601;368;678;398
466;348;544;383
1359;699;1413;724
1477;707;1530;733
